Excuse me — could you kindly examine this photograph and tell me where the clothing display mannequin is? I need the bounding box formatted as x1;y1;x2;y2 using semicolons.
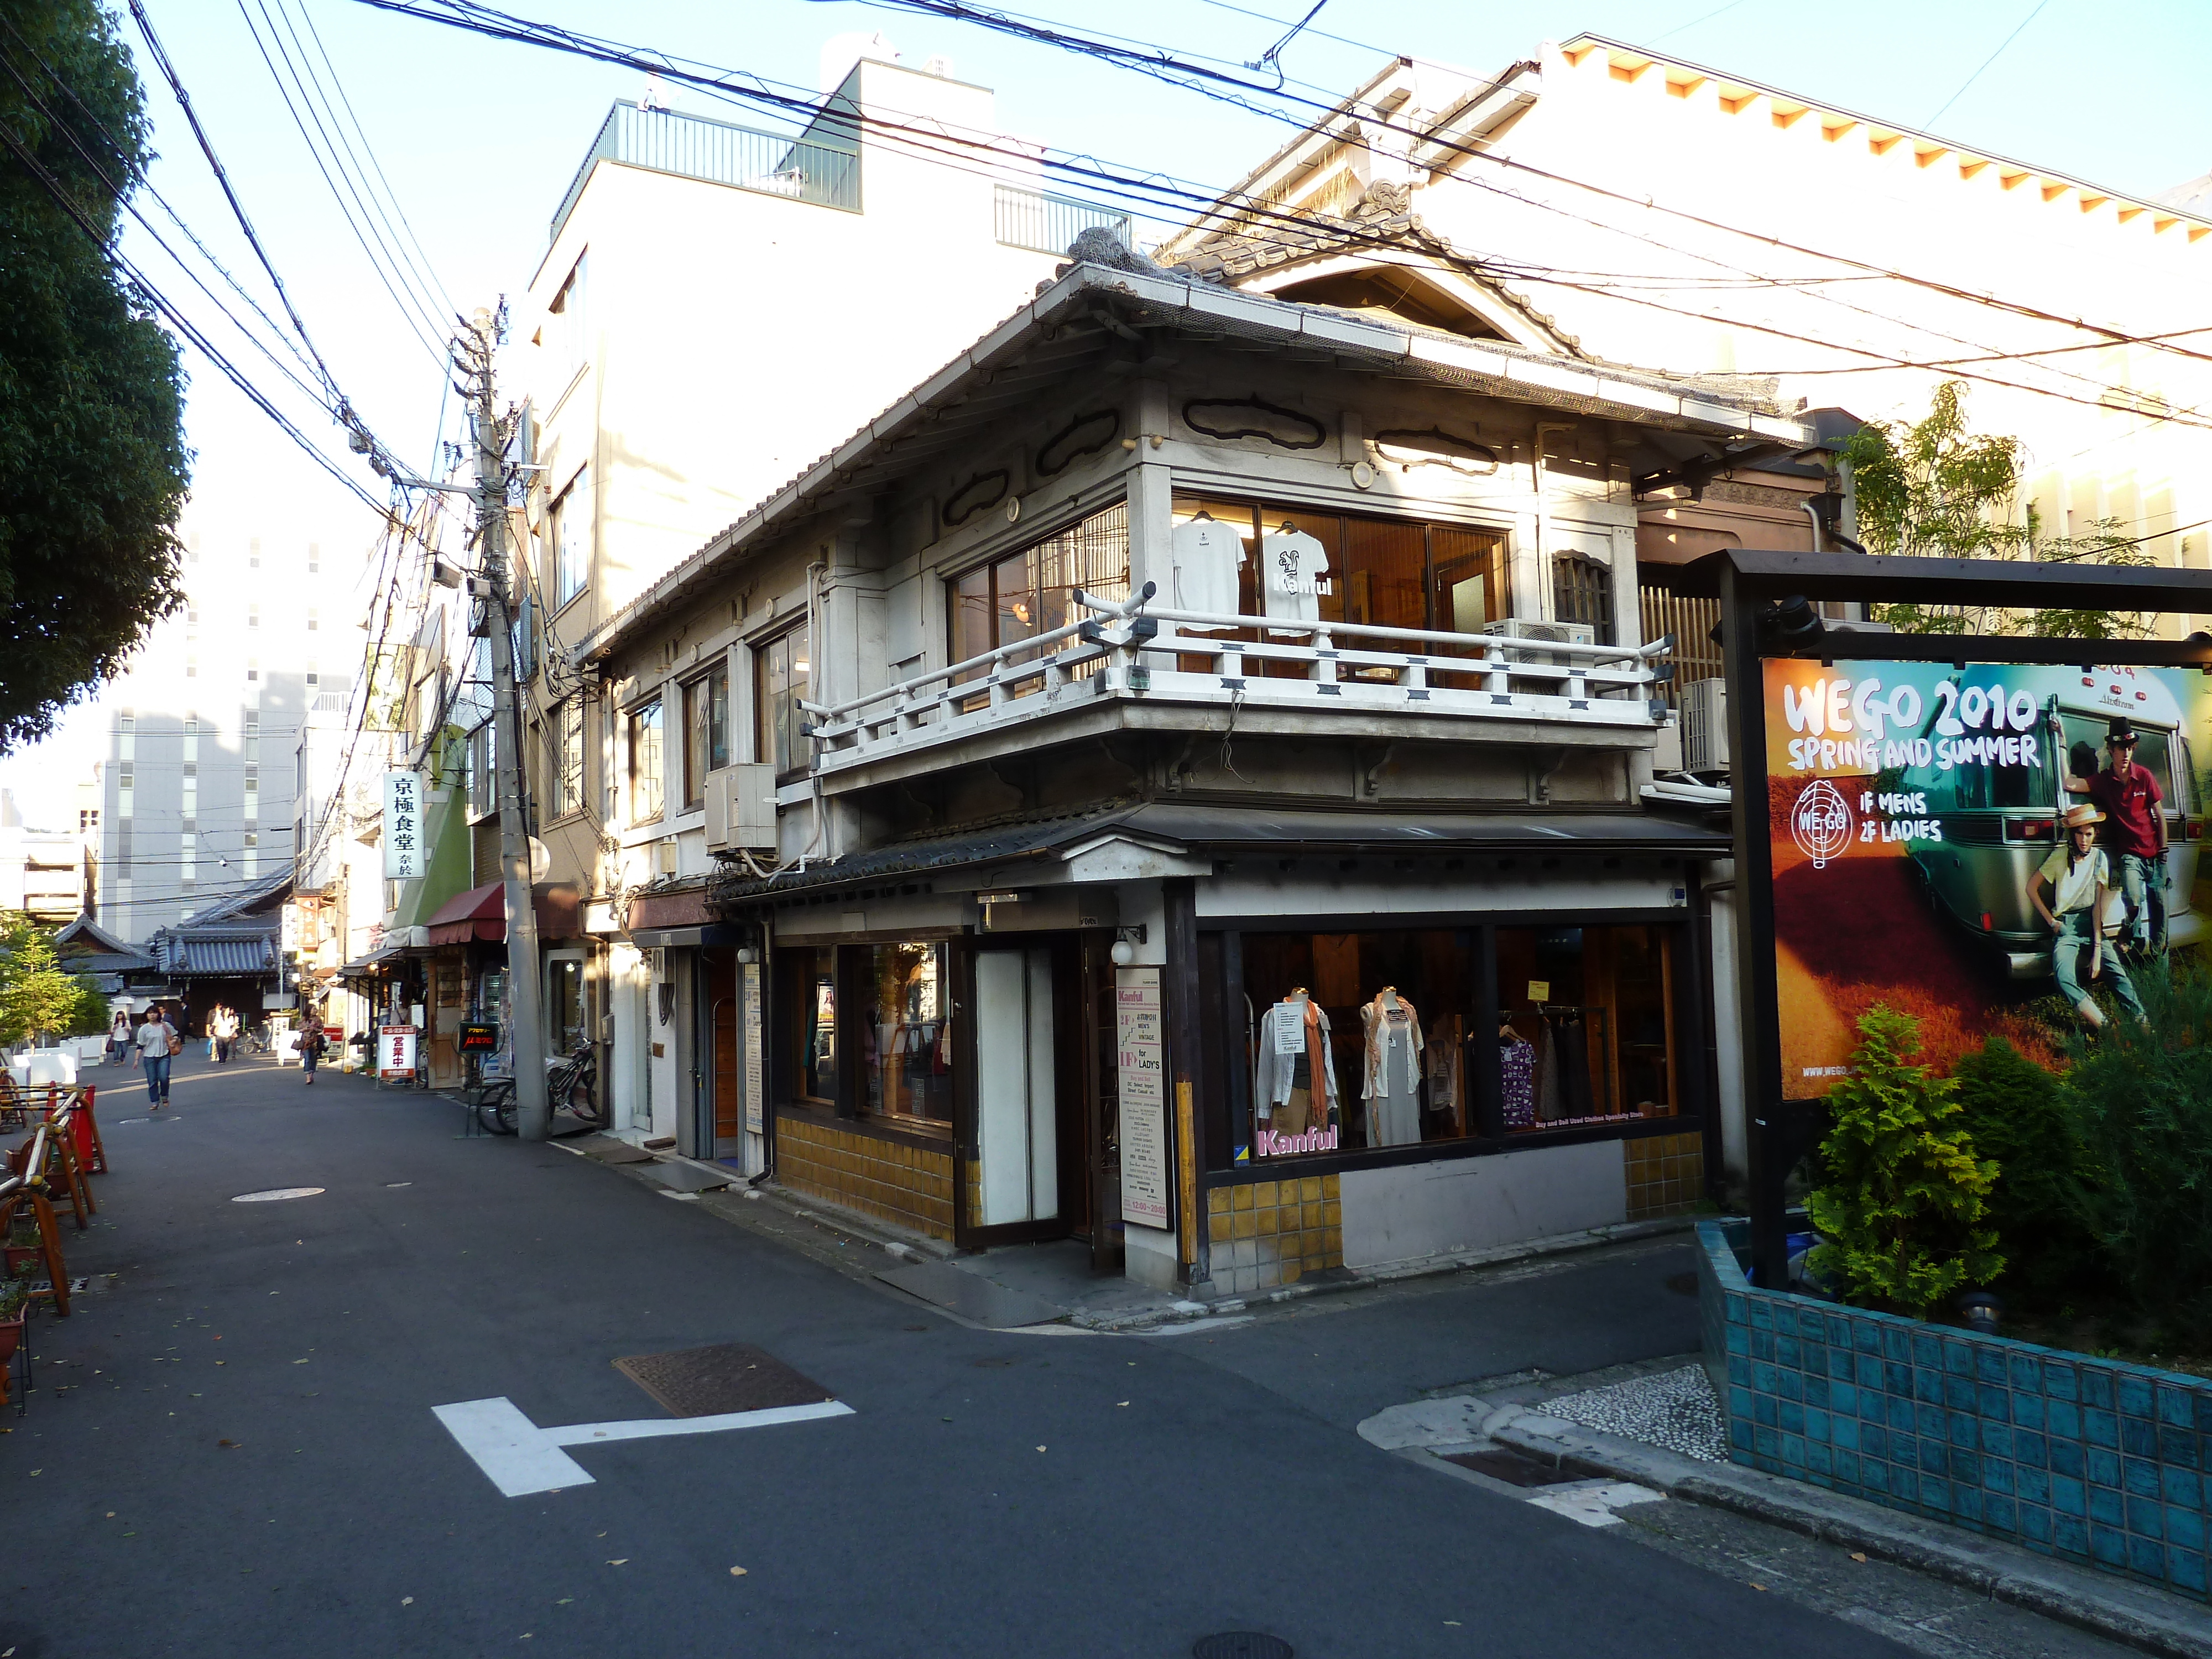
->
1170;512;1246;629
1253;989;1338;1152
1360;987;1423;1147
1259;523;1329;635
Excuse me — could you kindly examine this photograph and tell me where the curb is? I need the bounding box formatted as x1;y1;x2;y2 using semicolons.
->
1486;1408;2212;1659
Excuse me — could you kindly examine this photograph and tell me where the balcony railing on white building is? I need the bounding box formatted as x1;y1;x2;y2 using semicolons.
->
801;585;1672;778
551;104;860;241
993;184;1133;255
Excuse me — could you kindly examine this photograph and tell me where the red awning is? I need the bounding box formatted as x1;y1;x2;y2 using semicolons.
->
626;885;709;933
425;882;581;946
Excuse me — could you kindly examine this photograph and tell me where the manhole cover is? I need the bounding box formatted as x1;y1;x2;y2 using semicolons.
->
1193;1636;1293;1659
613;1343;833;1417
231;1188;325;1203
1442;1447;1583;1488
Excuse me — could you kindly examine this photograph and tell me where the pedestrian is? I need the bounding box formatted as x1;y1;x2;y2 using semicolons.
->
299;1021;325;1087
135;1004;175;1109
106;1010;132;1067
213;1005;236;1065
2026;802;2145;1030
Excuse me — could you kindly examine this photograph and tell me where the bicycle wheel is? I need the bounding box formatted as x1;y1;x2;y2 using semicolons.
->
476;1082;518;1135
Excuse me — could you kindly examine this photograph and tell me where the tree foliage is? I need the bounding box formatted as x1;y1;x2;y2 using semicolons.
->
0;0;190;753
1952;1035;2103;1301
1807;1005;2004;1316
0;910;106;1045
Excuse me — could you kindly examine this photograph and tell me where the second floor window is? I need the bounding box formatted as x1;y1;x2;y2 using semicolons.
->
1553;553;1617;645
683;663;729;809
549;466;591;609
628;698;664;825
949;503;1130;696
552;697;585;818
755;625;811;780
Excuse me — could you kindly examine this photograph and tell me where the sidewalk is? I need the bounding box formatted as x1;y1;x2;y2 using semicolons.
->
1359;1360;2212;1659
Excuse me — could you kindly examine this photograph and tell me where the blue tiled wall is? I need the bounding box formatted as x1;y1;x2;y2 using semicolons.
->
1697;1219;2212;1603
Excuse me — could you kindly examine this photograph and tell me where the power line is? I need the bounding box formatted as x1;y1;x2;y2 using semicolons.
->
1926;0;2051;129
342;0;2212;435
234;0;451;360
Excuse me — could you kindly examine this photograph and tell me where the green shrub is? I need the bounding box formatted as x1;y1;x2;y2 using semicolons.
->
1807;1005;2003;1315
2060;959;2212;1345
1952;1036;2104;1301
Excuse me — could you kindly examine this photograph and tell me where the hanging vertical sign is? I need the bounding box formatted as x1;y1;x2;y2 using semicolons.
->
1115;967;1170;1229
740;962;764;1136
383;771;425;879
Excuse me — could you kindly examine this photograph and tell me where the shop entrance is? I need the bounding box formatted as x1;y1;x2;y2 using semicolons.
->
690;947;742;1162
958;941;1083;1246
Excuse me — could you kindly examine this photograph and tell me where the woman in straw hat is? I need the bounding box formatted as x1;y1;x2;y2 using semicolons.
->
2026;802;2145;1029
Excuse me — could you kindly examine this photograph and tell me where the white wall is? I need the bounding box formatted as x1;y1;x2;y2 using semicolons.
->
1338;1138;1627;1269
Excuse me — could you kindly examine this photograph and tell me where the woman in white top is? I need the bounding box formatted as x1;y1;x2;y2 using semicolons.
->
2027;803;2144;1029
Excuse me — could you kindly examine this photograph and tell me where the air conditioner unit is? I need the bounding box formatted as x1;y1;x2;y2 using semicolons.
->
1480;618;1597;665
1681;678;1729;775
703;762;777;852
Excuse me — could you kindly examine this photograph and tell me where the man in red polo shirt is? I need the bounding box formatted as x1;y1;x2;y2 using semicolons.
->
2081;718;2167;953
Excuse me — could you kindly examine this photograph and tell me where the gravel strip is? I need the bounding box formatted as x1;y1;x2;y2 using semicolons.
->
1542;1364;1728;1463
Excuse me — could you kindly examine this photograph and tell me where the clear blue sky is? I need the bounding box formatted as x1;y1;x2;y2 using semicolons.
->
4;0;2207;807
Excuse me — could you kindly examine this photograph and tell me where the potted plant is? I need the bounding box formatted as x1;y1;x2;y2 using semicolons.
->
0;1279;27;1367
4;1221;40;1280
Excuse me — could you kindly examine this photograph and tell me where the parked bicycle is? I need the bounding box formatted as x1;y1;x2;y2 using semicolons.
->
474;1039;600;1136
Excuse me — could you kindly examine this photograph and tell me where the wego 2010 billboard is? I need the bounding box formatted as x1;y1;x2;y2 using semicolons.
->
1764;658;2212;1096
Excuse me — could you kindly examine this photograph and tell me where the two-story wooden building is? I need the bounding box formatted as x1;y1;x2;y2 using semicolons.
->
576;260;1827;1294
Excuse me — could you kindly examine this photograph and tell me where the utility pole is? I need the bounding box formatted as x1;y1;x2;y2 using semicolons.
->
467;304;550;1141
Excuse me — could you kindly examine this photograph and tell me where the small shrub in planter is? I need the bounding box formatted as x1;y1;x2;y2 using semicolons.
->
0;1280;24;1365
1953;1035;2105;1302
1807;1005;2003;1317
2060;959;2212;1347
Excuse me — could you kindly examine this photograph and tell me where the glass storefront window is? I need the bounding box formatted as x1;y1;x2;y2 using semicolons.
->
1495;925;1675;1133
863;942;952;1127
785;946;837;1103
1236;923;1678;1160
547;958;585;1055
1240;929;1478;1159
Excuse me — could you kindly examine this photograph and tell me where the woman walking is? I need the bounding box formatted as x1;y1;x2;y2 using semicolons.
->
299;1021;326;1087
105;1010;132;1068
135;1005;175;1109
2027;803;2146;1030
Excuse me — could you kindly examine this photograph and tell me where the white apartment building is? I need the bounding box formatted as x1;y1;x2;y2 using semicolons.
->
97;521;356;943
1160;36;2212;609
388;43;1135;1119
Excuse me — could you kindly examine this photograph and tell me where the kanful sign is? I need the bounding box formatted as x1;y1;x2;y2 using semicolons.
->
383;771;425;879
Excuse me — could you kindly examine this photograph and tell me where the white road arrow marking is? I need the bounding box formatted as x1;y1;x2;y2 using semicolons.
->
433;1395;854;1496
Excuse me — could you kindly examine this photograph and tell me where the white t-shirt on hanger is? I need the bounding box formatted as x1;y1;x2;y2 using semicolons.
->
1171;517;1246;629
1260;527;1328;633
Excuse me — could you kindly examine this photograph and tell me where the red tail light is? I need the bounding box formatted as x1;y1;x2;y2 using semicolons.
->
2187;817;2203;841
1981;912;1994;932
2004;819;2056;841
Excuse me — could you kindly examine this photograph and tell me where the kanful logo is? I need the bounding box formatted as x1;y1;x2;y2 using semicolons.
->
1790;778;1854;869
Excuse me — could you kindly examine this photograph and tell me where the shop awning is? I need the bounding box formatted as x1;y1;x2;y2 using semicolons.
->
710;802;1728;905
425;881;582;946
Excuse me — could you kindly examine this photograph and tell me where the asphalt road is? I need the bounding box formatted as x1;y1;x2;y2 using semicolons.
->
0;1051;1935;1659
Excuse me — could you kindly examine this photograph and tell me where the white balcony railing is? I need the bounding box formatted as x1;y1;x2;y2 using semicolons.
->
799;585;1673;779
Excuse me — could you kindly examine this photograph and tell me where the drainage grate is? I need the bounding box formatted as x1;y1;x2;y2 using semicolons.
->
1192;1635;1293;1659
1442;1447;1584;1488
1663;1271;1698;1297
613;1343;833;1417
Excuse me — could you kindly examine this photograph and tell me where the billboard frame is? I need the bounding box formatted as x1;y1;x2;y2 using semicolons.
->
1677;547;2212;1291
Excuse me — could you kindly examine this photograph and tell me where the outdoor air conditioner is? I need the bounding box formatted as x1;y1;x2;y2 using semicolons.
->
1681;678;1729;775
703;762;777;852
1480;618;1597;665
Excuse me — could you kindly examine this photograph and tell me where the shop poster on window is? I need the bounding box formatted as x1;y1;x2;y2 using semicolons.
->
1763;657;2212;1096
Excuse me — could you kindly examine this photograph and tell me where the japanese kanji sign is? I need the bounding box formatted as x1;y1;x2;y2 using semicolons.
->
383;770;425;879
